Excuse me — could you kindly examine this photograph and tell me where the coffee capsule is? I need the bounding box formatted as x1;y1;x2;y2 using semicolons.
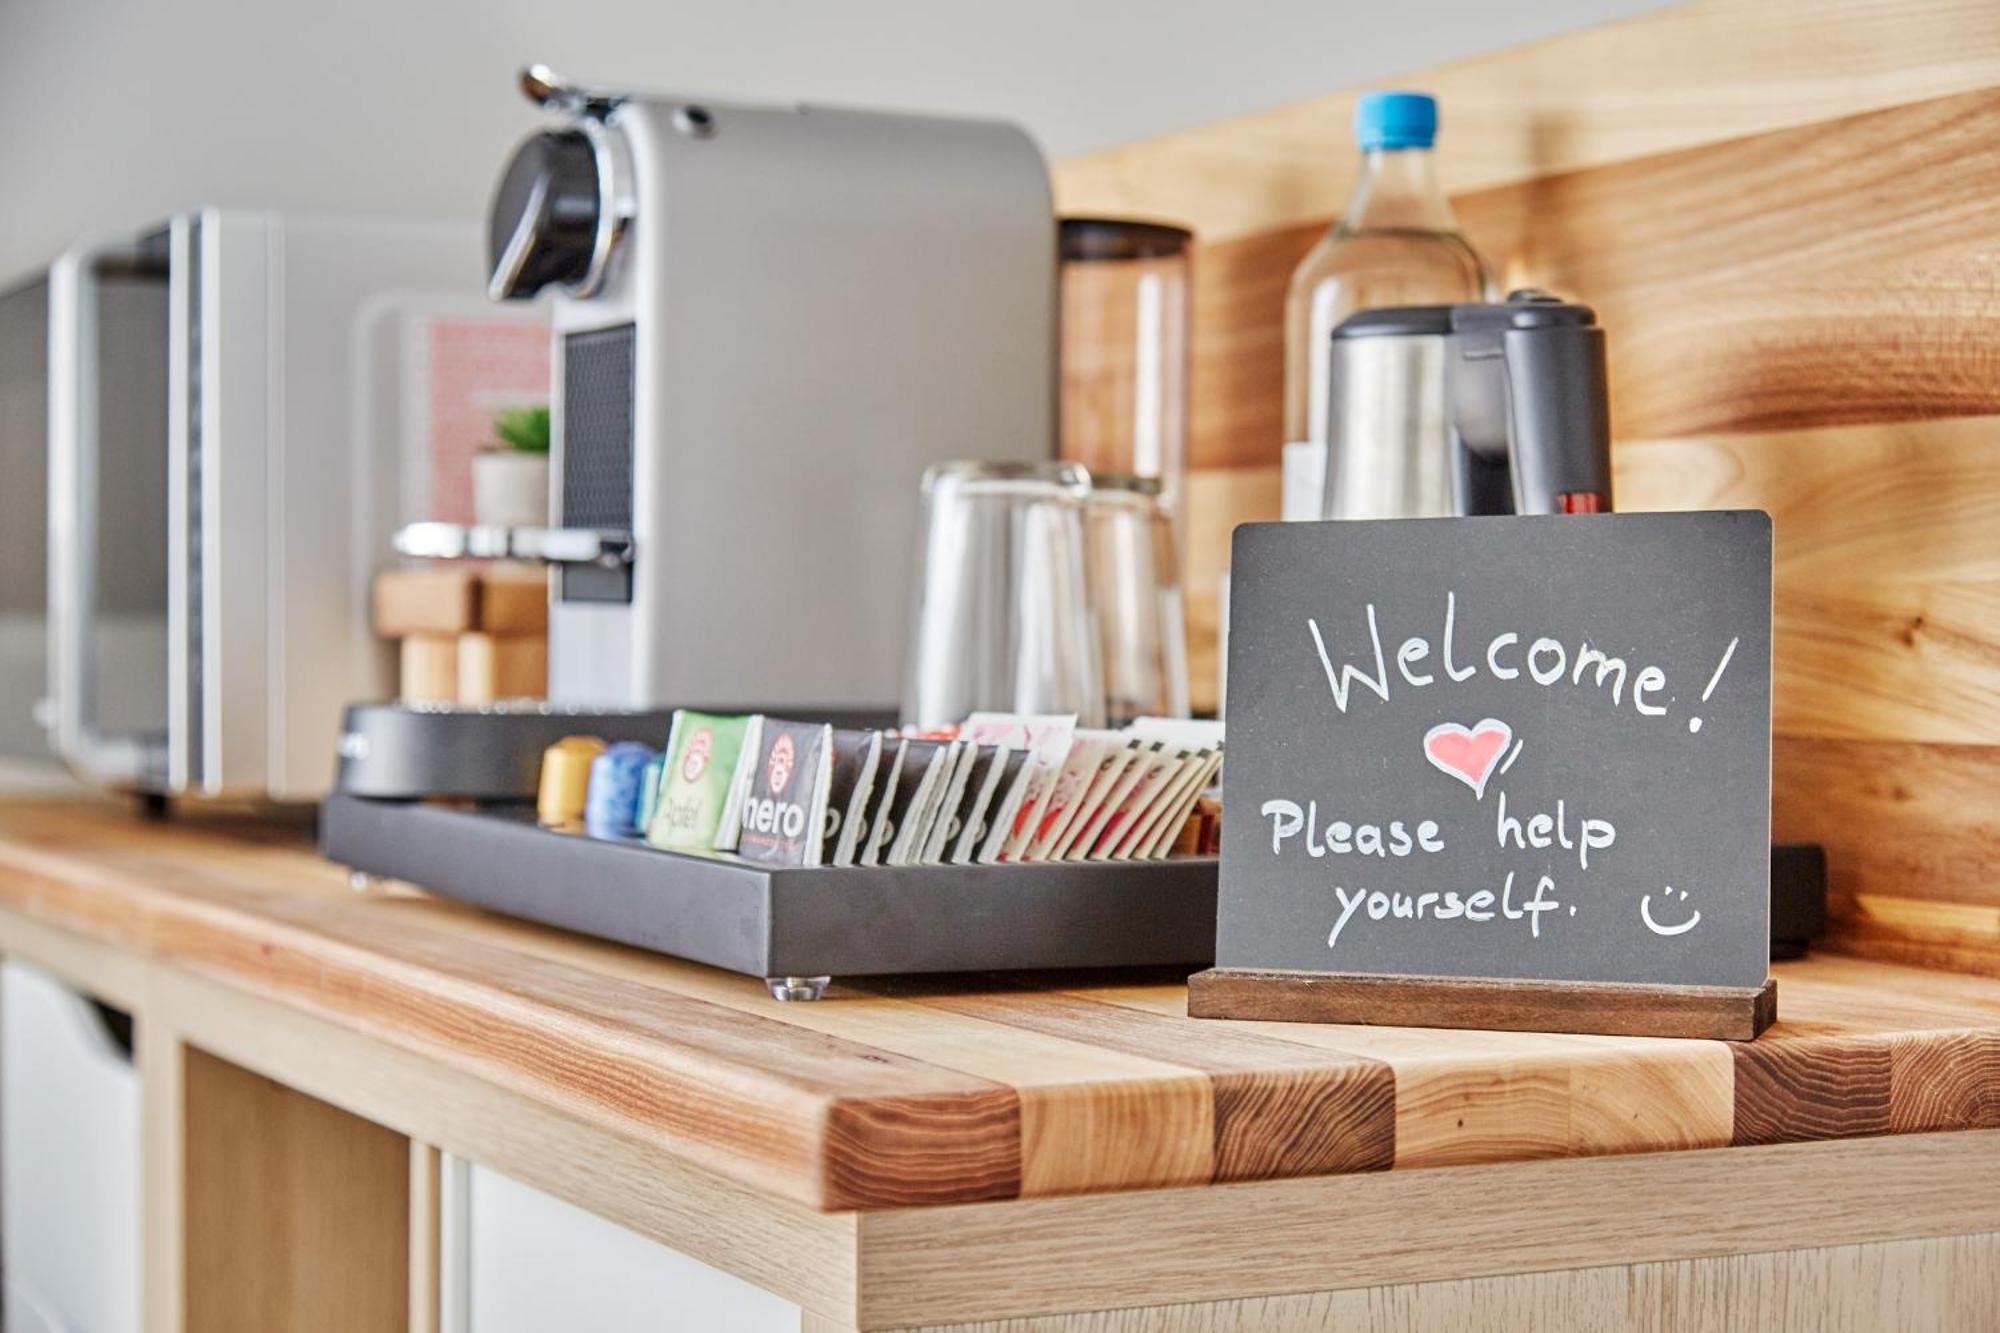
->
537;735;607;827
586;741;657;837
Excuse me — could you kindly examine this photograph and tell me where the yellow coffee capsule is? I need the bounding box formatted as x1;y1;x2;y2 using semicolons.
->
537;735;607;827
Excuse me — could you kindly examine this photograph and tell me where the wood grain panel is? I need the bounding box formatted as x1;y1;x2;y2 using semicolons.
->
1155;114;2000;725
1051;0;2000;244
0;808;1024;1210
1071;983;1737;1171
872;1232;2000;1332
1457;88;2000;443
182;1046;410;1333
11;802;2000;1211
1773;736;2000;910
1182;237;1303;472
1732;1033;1895;1146
856;1132;2000;1327
1889;1031;2000;1134
879;985;1395;1182
214;893;1029;1211
1180;465;1281;713
368;896;1221;1199
136;959;863;1321
1165;89;2000;478
1058;0;2000;982
1827;894;2000;979
127;922;2000;1330
1768;951;2000;1029
1617;418;2000;744
1772;735;2000;978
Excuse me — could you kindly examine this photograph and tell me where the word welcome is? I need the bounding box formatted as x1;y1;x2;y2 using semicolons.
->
1308;593;1669;719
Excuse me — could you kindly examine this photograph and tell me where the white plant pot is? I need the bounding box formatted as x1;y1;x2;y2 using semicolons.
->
472;452;550;529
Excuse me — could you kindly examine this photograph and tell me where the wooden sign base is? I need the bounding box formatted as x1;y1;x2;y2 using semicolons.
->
1188;969;1777;1042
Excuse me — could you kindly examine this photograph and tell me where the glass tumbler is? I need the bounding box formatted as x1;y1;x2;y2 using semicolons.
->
1084;476;1190;725
902;462;1104;731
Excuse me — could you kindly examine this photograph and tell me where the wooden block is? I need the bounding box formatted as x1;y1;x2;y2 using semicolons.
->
456;632;547;705
376;566;549;638
375;568;481;637
1732;1034;1894;1146
478;569;549;636
1188;969;1778;1042
398;635;459;705
1888;1030;2000;1134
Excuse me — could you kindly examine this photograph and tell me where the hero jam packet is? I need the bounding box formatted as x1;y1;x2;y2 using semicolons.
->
611;709;1220;868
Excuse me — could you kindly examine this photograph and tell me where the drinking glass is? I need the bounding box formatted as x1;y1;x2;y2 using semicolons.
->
1085;476;1189;725
902;462;1103;730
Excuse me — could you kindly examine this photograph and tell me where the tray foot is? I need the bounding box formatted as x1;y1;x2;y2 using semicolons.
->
767;975;832;1002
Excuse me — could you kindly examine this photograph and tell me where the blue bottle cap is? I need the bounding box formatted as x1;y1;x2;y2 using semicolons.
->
1355;91;1438;151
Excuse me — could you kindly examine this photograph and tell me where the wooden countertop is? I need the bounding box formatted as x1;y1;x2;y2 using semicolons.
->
0;799;1996;1213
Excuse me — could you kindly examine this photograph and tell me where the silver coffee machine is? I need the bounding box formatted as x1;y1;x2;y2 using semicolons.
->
1321;289;1613;519
408;68;1056;711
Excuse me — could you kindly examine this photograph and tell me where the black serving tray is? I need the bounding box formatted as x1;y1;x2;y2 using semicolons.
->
320;794;1218;995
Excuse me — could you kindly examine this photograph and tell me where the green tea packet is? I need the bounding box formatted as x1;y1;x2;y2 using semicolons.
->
646;710;753;852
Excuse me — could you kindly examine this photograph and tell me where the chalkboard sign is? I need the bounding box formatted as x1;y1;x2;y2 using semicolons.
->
1191;512;1776;1040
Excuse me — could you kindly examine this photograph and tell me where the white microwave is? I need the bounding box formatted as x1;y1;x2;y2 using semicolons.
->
45;209;546;800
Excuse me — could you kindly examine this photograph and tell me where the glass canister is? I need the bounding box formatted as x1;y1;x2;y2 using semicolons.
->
1058;219;1193;523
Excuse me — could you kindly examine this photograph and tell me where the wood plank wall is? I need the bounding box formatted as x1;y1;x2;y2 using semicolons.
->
1052;0;2000;978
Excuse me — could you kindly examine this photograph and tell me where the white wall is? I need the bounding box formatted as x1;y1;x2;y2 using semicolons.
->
0;0;1667;281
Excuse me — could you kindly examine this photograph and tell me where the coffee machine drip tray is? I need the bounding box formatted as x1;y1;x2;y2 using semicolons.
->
319;794;1217;999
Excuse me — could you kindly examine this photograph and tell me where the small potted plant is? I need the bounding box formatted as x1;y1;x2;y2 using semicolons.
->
473;404;551;528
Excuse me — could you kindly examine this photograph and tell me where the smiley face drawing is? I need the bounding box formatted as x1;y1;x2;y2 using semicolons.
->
1641;887;1702;937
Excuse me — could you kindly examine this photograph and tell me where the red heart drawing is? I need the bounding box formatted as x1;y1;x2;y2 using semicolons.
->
1423;719;1514;800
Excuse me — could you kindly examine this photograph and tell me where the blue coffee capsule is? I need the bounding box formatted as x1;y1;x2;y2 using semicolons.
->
585;742;657;837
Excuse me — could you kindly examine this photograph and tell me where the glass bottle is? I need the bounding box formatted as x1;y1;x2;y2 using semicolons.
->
1282;92;1489;505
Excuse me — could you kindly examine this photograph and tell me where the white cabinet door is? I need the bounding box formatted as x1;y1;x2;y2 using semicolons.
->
1;960;141;1333
441;1155;802;1333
